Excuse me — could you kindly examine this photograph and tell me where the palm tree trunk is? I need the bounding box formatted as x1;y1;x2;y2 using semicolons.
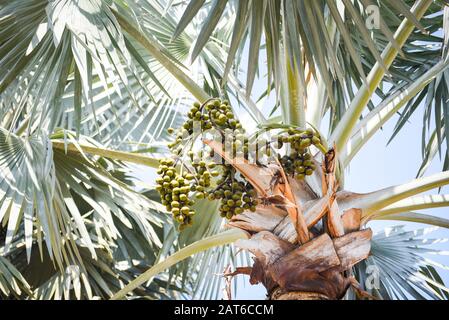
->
270;289;330;300
234;227;371;300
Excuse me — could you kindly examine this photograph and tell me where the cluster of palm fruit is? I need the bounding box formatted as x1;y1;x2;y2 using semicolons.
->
161;98;259;228
207;164;259;218
223;129;251;159
276;128;323;180
160;98;327;228
167;99;244;155
203;99;243;130
155;158;195;229
189;157;217;199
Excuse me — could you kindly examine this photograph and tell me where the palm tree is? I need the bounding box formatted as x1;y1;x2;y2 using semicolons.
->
1;0;449;300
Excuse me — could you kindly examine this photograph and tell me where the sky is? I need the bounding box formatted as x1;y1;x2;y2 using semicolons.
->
130;27;449;300
232;96;449;299
133;83;449;300
225;27;449;298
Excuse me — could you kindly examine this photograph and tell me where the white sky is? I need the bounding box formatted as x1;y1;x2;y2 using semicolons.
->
130;27;449;300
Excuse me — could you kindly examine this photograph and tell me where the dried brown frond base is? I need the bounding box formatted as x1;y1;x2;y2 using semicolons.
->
208;142;374;300
233;229;372;300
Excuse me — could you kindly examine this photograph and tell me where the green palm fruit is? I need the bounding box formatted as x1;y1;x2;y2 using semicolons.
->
157;98;267;226
196;192;205;199
211;170;219;177
181;207;190;214
218;114;227;122
304;160;313;167
232;194;241;200
296;166;305;173
300;138;311;148
266;148;272;156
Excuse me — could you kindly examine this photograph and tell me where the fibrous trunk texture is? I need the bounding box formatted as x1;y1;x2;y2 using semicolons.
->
235;230;372;300
270;289;330;300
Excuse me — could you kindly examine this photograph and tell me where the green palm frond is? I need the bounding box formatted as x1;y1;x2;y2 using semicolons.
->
2;0;449;301
0;255;33;299
0;0;169;136
349;2;448;175
0;127;164;270
420;264;449;299
176;200;250;300
354;226;449;300
126;0;262;113
2;223;183;300
143;190;250;300
171;1;441;96
391;56;449;178
170;0;449;162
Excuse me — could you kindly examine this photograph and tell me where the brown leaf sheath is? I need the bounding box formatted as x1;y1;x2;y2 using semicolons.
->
236;229;372;299
205;139;309;244
204;139;275;197
273;157;309;244
341;208;362;233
